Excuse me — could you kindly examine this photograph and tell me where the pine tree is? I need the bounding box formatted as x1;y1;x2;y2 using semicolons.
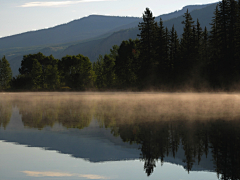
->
208;5;221;87
169;25;179;82
217;0;232;85
163;27;170;81
228;0;239;81
0;56;12;90
179;9;195;80
196;19;203;51
156;18;166;77
209;0;239;87
201;27;209;69
235;0;240;64
138;8;158;87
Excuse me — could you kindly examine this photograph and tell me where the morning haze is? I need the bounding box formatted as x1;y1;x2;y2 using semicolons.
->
1;92;240;124
1;92;240;179
0;0;240;179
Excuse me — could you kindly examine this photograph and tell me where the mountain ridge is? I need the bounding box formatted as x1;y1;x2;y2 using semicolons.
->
1;2;218;76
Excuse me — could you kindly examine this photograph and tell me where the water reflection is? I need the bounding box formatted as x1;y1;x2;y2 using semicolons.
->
1;93;240;179
0;97;12;129
22;171;108;179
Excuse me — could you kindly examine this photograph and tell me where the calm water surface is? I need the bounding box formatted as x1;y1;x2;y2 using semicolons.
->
0;92;240;180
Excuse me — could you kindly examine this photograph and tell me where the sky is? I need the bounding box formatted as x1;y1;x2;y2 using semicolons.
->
0;0;219;38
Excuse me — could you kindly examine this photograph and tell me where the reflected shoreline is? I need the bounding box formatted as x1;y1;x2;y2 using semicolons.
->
1;92;240;179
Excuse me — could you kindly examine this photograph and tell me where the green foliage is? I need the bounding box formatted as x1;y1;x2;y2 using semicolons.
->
93;55;104;89
0;100;12;129
19;52;45;75
0;56;12;90
31;59;42;90
17;53;61;90
59;54;94;90
45;64;60;90
93;53;116;89
115;39;140;88
11;75;32;90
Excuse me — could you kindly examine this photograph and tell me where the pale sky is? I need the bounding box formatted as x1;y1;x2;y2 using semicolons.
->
0;0;219;38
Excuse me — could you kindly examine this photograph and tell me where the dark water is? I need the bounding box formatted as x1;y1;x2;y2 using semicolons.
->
0;93;240;180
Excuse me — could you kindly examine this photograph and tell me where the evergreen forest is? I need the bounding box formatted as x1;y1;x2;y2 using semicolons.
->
1;0;240;91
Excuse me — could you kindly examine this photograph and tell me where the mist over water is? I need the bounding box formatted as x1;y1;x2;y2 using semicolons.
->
1;92;240;123
1;92;240;179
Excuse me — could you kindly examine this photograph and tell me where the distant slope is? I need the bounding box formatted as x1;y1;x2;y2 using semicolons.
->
6;2;218;76
55;3;218;61
163;3;217;35
57;28;138;60
0;15;140;49
111;3;212;32
0;3;212;51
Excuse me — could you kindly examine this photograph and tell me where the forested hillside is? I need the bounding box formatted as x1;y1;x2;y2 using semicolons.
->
60;3;217;63
1;0;239;91
0;3;216;76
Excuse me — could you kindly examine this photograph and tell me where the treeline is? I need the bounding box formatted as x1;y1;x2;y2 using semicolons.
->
1;0;240;91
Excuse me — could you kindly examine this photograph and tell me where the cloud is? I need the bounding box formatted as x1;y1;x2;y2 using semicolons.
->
22;171;110;179
22;171;73;177
20;0;115;7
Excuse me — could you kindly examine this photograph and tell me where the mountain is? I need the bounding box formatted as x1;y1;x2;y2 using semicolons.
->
59;3;218;60
0;3;212;50
100;4;212;35
0;15;141;49
2;2;218;76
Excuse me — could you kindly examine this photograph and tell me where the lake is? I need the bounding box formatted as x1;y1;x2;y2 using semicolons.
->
0;92;239;180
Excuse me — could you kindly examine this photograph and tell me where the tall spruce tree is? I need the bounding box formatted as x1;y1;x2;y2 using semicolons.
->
163;27;170;82
179;9;195;80
0;56;12;90
156;18;167;83
235;0;240;65
209;0;239;87
138;8;158;87
169;25;180;82
201;27;209;75
218;0;230;85
228;0;239;82
196;19;203;50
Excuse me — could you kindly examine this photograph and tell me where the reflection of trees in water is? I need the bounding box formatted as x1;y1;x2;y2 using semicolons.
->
105;118;240;178
13;97;94;130
0;100;12;129
57;101;93;129
209;121;240;180
1;94;240;178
